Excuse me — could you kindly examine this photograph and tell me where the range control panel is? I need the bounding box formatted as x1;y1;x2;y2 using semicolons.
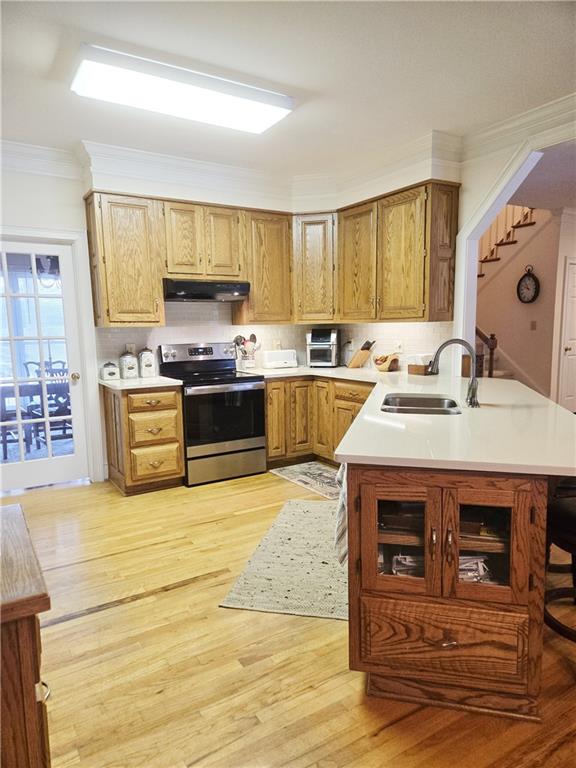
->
159;342;235;363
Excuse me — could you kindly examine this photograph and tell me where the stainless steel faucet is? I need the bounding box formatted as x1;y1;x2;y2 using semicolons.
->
427;338;480;408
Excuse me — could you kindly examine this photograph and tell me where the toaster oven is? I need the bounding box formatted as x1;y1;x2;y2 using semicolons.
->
306;329;340;367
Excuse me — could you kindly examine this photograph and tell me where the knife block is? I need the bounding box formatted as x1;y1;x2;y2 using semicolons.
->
347;348;372;368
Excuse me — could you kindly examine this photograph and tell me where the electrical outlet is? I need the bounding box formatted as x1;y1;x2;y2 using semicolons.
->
394;340;403;353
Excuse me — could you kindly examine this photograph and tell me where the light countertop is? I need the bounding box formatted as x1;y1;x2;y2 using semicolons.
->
243;365;384;383
334;372;576;477
99;376;183;390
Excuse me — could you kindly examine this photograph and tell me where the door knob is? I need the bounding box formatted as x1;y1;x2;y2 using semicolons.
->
70;372;81;382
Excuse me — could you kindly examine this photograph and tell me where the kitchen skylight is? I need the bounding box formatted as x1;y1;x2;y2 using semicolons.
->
71;45;293;134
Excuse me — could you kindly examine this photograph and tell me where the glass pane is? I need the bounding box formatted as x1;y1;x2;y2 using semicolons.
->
43;340;68;375
0;384;17;422
6;253;34;294
11;297;37;336
377;499;426;578
1;422;21;463
0;341;12;379
19;381;44;419
47;380;70;418
0;296;8;337
459;504;511;586
0;262;5;294
49;419;74;456
38;297;65;337
13;340;41;379
23;421;48;461
35;255;62;295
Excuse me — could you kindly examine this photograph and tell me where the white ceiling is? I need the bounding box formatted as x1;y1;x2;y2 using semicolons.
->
510;141;576;210
2;1;576;177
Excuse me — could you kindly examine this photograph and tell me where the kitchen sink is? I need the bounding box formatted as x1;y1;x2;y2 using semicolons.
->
381;393;461;415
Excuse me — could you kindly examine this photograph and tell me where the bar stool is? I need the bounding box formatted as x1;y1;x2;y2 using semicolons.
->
544;493;576;643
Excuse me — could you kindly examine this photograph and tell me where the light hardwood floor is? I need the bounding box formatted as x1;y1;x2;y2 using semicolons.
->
3;474;576;768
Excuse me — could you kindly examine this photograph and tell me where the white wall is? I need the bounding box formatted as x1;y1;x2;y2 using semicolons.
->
476;209;562;394
2;170;86;230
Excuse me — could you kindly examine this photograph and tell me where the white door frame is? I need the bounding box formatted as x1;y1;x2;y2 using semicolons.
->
0;225;105;483
551;208;576;403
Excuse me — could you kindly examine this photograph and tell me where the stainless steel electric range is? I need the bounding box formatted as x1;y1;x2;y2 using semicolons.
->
159;342;266;487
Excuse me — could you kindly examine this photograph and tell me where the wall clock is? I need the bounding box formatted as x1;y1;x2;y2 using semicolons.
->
516;265;540;304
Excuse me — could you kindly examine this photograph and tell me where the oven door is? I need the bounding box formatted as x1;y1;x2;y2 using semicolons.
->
308;345;336;367
184;381;265;457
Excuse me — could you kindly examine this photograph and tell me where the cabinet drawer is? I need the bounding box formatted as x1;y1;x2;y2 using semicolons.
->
359;596;528;687
128;410;180;446
127;390;179;412
130;443;183;482
333;381;374;404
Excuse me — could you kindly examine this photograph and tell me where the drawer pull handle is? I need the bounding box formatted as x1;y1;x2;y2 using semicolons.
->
430;527;437;560
439;640;459;649
146;399;161;406
146;427;163;435
148;459;164;469
35;681;51;703
446;528;454;564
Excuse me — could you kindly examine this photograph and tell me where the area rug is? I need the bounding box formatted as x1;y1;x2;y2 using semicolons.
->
270;461;339;499
220;499;348;620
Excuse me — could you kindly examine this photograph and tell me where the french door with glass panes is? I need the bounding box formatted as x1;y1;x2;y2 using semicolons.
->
0;242;88;490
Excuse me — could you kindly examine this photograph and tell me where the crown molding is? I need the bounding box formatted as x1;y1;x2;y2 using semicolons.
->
1;140;83;180
79;141;292;210
463;93;576;161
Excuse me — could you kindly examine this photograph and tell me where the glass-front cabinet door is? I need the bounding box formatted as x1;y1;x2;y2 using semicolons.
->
360;484;442;596
442;488;531;605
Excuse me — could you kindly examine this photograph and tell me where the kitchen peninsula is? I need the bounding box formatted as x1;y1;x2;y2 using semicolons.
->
335;373;576;720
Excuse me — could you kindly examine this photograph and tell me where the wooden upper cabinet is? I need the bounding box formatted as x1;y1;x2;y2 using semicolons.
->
89;194;165;326
164;201;204;275
293;214;335;322
378;187;427;320
337;202;377;321
427;183;459;321
378;183;458;321
235;211;292;323
204;206;243;278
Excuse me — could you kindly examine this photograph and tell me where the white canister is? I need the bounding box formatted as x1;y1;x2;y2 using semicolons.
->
138;347;156;378
119;351;138;379
100;361;119;380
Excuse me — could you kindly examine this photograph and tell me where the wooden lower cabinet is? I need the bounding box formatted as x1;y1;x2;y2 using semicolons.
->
265;377;374;463
347;465;548;720
103;386;184;494
1;505;52;767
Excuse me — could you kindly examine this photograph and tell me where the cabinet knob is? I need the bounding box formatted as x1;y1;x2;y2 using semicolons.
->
146;427;162;435
565;346;573;352
148;459;164;469
439;639;459;649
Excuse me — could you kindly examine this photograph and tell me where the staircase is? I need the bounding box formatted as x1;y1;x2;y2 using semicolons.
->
477;205;535;278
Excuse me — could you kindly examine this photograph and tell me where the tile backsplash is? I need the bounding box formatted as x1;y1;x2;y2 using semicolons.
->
95;302;454;370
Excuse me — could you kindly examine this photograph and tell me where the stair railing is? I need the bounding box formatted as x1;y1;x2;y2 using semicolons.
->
476;327;497;378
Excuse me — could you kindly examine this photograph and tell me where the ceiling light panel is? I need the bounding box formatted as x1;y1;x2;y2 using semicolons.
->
71;45;293;134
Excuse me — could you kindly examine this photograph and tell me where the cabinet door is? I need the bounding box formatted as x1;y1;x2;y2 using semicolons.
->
313;380;332;458
442;488;532;605
266;382;286;459
99;195;165;324
378;187;426;319
246;212;292;322
205;207;242;278
293;214;334;321
337;203;377;320
287;381;313;455
164;201;205;275
360;483;442;596
333;399;359;451
427;183;458;321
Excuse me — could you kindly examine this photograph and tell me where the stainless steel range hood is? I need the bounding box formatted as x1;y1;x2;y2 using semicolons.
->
163;279;250;302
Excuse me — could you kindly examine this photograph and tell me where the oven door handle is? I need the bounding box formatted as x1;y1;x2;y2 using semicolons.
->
185;381;265;396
